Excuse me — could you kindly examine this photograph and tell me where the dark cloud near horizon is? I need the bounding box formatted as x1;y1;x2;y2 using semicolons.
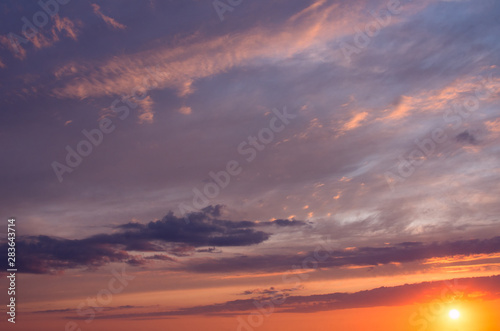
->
185;236;500;274
268;219;308;227
1;234;131;274
59;275;500;319
239;286;302;296
0;205;305;273
3;212;499;274
196;247;223;254
34;305;145;315
111;205;270;248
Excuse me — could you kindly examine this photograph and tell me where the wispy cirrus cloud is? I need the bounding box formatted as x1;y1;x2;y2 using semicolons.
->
51;0;427;102
91;3;126;30
0;15;80;60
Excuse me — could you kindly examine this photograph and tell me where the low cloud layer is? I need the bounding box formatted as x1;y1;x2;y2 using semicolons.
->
2;205;498;275
55;275;500;319
185;236;500;273
0;205;305;274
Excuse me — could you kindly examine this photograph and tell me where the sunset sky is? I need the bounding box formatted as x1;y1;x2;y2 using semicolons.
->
1;0;500;330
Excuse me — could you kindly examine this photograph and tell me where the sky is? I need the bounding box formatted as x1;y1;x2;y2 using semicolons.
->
0;0;500;330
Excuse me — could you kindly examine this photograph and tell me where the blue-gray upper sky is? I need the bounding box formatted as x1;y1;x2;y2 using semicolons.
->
2;0;499;241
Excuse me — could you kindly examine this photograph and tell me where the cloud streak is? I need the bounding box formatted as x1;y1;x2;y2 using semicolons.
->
91;4;126;30
60;275;500;319
185;236;500;274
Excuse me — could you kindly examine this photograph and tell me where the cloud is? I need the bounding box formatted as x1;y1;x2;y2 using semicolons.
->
485;118;500;133
2;202;497;276
184;236;500;274
239;286;302;297
52;0;397;100
456;130;477;145
0;15;79;60
91;4;127;30
51;15;79;41
34;305;145;315
178;106;192;115
112;206;270;247
196;247;222;254
63;275;500;319
0;205;306;274
341;111;369;132
1;0;500;294
0;34;27;60
384;95;413;121
269;219;308;227
144;254;176;261
136;95;155;124
0;235;132;274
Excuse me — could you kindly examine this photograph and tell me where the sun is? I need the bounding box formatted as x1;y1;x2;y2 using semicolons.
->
449;309;460;320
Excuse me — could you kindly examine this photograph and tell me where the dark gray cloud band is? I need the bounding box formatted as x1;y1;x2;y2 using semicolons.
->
0;205;305;273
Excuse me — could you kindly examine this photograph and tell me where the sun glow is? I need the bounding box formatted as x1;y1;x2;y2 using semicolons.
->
449;309;460;320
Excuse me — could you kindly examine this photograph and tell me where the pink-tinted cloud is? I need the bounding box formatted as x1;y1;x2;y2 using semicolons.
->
137;96;154;124
0;15;79;60
52;0;427;101
0;34;27;59
92;3;127;30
